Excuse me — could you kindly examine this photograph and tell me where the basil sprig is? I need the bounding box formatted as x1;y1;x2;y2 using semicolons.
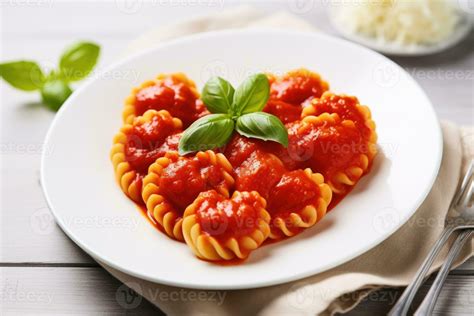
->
0;41;100;111
179;73;288;155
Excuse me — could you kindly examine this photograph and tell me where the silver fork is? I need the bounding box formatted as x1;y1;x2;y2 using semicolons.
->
414;229;473;315
389;160;474;316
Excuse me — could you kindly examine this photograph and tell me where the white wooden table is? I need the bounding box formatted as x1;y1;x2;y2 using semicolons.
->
1;1;473;315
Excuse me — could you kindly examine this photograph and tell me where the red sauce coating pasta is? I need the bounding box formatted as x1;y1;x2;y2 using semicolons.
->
305;93;372;139
159;157;227;211
234;151;286;200
113;69;378;261
263;69;329;123
268;169;320;216
263;100;302;124
124;114;181;174
194;190;262;239
134;75;206;127
223;134;260;167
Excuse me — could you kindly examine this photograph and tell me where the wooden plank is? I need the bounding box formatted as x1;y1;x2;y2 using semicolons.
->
0;2;473;315
0;267;160;315
1;267;473;315
456;257;474;272
0;1;216;37
0;37;126;264
1;0;473;269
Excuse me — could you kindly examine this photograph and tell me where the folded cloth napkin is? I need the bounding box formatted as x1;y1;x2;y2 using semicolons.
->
99;7;474;315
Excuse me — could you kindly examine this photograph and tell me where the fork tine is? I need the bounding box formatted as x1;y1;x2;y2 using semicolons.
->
452;160;474;208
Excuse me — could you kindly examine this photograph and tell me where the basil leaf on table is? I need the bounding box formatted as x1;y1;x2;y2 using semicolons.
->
201;76;235;114
41;79;73;111
179;114;235;155
232;73;270;115
0;61;45;91
236;112;288;147
59;42;100;82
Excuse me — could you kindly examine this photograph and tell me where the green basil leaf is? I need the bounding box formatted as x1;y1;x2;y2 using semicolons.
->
236;112;288;147
232;73;270;115
0;61;45;91
59;42;100;82
201;77;235;114
40;79;73;111
179;114;234;155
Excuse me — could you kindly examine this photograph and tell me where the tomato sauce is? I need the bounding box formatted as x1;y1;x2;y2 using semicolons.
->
234;151;286;200
124;115;181;175
263;100;302;124
223;134;260;167
270;72;327;104
267;170;320;216
158;157;227;212
134;76;206;127
291;118;365;185
118;70;376;260
263;70;329;123
194;190;261;239
310;94;372;139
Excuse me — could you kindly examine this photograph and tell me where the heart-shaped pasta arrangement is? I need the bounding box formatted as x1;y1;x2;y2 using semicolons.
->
111;69;377;263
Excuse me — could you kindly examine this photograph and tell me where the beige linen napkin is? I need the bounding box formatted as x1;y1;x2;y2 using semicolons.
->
99;8;474;315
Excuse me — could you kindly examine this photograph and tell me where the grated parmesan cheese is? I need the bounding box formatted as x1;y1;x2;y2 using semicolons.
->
334;0;461;46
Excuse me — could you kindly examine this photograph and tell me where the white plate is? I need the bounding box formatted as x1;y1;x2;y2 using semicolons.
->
328;7;473;56
41;29;442;290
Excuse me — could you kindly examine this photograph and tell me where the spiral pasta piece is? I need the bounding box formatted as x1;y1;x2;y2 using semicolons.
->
110;110;182;203
263;68;330;123
267;168;332;239
142;151;234;240
182;190;271;261
123;73;207;127
296;112;374;194
302;92;377;161
234;150;286;200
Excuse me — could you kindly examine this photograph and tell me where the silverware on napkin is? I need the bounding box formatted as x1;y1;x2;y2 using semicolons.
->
389;160;474;316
